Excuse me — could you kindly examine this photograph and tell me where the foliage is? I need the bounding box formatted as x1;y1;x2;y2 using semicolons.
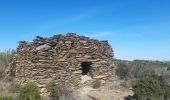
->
0;50;15;79
160;74;170;100
131;75;164;100
116;59;170;80
116;59;170;100
167;67;170;71
10;83;22;93
116;60;129;79
0;96;12;100
46;81;62;100
11;83;43;100
162;86;170;100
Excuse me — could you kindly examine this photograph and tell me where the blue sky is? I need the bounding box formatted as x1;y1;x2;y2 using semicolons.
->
0;0;170;60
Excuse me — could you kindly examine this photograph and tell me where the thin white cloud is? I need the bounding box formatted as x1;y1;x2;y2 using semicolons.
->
38;7;106;30
37;4;120;31
86;32;112;38
85;31;143;39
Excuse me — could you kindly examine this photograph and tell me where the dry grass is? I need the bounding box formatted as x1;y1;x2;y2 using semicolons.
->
0;50;14;79
68;79;133;100
0;80;11;96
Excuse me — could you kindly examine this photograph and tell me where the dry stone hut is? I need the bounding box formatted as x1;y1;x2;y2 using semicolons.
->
11;33;115;89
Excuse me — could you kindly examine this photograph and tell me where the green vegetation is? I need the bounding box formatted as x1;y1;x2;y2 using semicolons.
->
131;75;163;100
1;51;170;100
46;81;62;100
160;75;170;100
0;50;15;79
10;83;22;93
11;83;43;100
116;59;170;100
116;59;170;79
167;67;170;71
129;75;170;100
0;96;12;100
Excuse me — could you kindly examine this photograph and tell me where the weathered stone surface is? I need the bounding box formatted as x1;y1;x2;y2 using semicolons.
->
10;33;116;92
93;75;106;79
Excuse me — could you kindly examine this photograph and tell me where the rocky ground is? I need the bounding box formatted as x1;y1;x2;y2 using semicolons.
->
0;76;133;100
67;75;133;100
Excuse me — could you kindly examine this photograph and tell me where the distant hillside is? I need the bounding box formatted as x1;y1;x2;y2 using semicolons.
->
115;59;170;80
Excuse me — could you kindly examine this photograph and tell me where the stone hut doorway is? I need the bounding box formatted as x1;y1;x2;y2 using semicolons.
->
81;62;92;75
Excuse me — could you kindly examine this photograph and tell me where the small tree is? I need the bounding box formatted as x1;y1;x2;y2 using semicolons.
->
46;81;62;100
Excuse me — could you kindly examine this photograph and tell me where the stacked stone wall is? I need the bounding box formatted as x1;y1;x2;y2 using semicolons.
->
12;33;115;88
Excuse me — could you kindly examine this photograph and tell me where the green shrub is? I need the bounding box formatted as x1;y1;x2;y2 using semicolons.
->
10;83;21;93
131;75;163;100
160;75;170;100
115;59;170;80
0;50;14;79
11;83;43;100
0;70;3;78
167;67;170;71
91;80;101;89
46;81;62;100
0;96;12;100
163;86;170;100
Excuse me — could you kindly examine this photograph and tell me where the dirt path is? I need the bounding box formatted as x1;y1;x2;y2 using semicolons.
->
112;88;133;100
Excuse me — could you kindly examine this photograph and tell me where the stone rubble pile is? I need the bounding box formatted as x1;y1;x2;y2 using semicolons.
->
11;33;115;90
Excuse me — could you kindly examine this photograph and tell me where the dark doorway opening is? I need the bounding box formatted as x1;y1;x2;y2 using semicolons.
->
81;62;92;75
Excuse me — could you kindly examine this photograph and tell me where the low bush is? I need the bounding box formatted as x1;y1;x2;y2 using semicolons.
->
160;74;170;100
116;59;170;80
0;96;12;100
167;67;170;71
10;83;21;93
0;50;14;79
131;75;164;100
46;81;62;100
11;83;43;100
